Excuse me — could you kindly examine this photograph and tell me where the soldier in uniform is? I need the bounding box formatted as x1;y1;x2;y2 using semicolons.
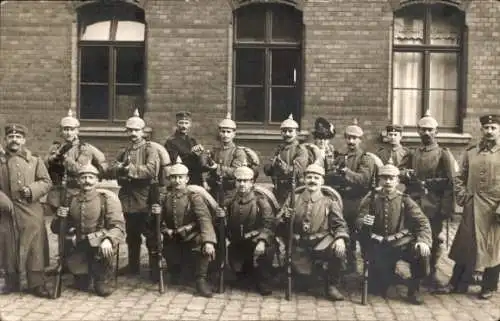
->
107;110;160;275
151;160;217;298
200;113;246;202
45;109;107;216
264;114;309;205
326;118;377;273
406;110;455;290
356;158;432;305
50;163;125;297
442;115;500;300
311;117;338;172
164;111;204;186
0;190;16;294
376;124;411;171
0;124;52;297
215;165;276;296
279;164;349;301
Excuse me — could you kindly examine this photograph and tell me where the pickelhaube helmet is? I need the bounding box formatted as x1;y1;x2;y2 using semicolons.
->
78;162;100;176
280;114;299;129
344;118;363;137
305;163;325;177
218;112;237;129
234;166;254;180
417;109;438;129
60;109;80;128
378;157;400;177
168;156;189;176
125;108;146;130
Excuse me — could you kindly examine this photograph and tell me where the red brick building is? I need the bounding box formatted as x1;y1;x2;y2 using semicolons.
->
0;0;499;162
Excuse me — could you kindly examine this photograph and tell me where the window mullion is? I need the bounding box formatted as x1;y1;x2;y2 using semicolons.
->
265;8;272;125
110;45;116;121
422;6;431;116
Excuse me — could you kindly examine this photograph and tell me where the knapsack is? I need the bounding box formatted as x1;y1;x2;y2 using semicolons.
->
235;146;260;170
300;143;322;166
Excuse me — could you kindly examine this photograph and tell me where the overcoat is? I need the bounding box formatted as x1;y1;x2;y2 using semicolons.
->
0;190;16;273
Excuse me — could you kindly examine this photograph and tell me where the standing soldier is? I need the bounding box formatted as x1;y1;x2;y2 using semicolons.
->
376;124;411;171
0;124;52;297
165;111;204;186
443;115;500;300
327;118;377;273
0;191;15;294
50;163;125;297
311;117;338;172
264;114;309;205
45;109;107;216
150;159;217;297
107;110;160;276
406;110;455;291
215;165;276;296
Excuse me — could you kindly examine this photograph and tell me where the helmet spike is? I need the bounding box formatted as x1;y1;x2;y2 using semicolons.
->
225;112;232;120
133;108;140;117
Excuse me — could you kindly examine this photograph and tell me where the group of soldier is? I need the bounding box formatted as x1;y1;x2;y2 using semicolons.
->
0;107;499;307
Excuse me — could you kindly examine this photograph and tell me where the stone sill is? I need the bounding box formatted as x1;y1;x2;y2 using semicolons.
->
79;126;152;138
381;131;473;145
235;129;310;141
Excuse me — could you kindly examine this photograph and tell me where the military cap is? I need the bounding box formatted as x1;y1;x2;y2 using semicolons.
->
60;108;80;128
313;117;335;139
344;118;363;137
218;112;237;129
378;158;400;177
234;166;254;180
176;111;192;121
417;109;438;128
386;124;403;133
168;156;189;176
125;108;146;130
78;163;99;176
479;114;500;126
5;123;28;136
280;114;299;129
305;163;325;177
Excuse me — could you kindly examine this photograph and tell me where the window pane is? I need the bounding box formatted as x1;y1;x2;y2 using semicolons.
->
80;85;109;120
81;21;111;41
235;49;265;85
272;49;299;86
429;90;457;128
116;47;144;84
115;21;145;41
430;4;462;45
271;87;299;123
80;46;109;83
235;5;266;42
393;89;421;126
115;85;143;121
393;52;423;89
234;87;265;122
271;5;302;42
394;5;425;45
430;53;457;89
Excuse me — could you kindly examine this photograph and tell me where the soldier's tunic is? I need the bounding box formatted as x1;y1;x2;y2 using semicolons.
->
165;131;203;186
159;188;217;279
50;189;125;283
264;140;309;205
45;139;107;210
316;143;339;173
356;190;432;290
450;141;500;291
376;145;411;192
0;148;52;288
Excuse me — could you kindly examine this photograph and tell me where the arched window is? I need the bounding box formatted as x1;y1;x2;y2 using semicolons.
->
392;3;466;131
233;3;303;126
77;2;145;121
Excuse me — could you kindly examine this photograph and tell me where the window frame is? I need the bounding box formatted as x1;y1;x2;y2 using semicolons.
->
232;4;304;128
391;4;467;132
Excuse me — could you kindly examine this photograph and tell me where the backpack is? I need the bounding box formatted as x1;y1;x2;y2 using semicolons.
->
235;146;260;170
300;143;322;166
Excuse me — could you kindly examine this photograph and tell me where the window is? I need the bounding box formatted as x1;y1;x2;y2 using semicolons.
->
233;4;303;126
392;4;466;131
78;3;145;122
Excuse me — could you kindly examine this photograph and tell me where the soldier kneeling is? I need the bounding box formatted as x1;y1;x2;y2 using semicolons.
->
51;163;125;297
278;164;349;301
356;159;432;305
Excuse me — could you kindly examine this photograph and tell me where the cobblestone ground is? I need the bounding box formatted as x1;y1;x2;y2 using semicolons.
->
0;218;499;321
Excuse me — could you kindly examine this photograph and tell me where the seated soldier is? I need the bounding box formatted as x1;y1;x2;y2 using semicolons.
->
356;158;432;305
216;165;276;296
51;163;125;297
279;164;349;301
151;159;217;298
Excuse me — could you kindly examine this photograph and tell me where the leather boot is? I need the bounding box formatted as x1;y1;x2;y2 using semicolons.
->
29;285;50;298
195;256;212;297
407;279;424;305
325;262;344;301
346;240;358;273
196;278;213;298
118;244;140;275
255;266;272;296
149;254;160;283
2;273;20;294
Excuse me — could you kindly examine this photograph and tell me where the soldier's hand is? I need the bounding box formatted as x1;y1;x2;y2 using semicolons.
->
162;228;174;238
191;144;205;155
215;207;226;218
57;206;70;218
151;204;162;215
332;238;346;257
282;206;293;219
203;243;216;261
415;242;430;257
254;241;266;257
363;215;375;226
20;186;31;199
99;238;114;259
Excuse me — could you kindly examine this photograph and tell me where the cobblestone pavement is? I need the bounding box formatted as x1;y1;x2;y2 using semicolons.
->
0;217;499;321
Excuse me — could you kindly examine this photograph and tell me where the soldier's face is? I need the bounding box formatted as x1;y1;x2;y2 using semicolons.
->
236;178;253;194
281;128;297;143
379;175;398;193
344;135;360;150
61;126;79;142
386;132;401;145
5;133;26;152
79;173;98;191
304;173;324;192
126;128;144;143
170;174;189;190
418;127;437;145
481;124;500;141
219;128;235;143
177;120;191;134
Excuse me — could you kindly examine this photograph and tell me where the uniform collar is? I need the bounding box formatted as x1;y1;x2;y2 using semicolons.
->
6;147;30;161
77;189;99;201
479;138;500;153
174;130;189;139
347;147;362;156
236;190;255;204
302;189;323;203
171;188;188;198
221;142;235;150
419;142;439;152
390;144;403;152
378;189;400;200
282;140;299;149
130;139;146;150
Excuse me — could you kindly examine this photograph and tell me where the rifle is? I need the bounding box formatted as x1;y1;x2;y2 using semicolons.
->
52;169;69;299
361;175;377;305
155;205;165;294
216;162;226;294
285;163;296;301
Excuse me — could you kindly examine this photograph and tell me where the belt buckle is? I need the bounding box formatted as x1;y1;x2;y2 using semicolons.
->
302;220;311;233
